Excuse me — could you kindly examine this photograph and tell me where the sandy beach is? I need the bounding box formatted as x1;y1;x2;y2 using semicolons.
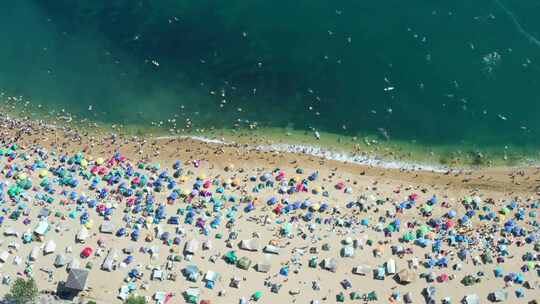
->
0;116;538;304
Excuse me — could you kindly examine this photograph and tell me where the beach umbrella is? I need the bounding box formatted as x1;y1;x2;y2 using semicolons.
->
81;247;93;258
402;232;415;242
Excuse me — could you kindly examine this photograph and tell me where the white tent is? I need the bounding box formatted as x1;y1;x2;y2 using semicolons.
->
67;258;80;271
256;262;271;273
202;240;212;250
118;285;130;301
100;221;115;234
29;246;40;262
76;227;89;243
204;270;220;282
4;227;20;237
263;245;279;254
0;251;9;263
386;259;396;275
353;264;372;275
43;240;56;254
322;258;338;272
101;248;118;271
184;239;199;255
463;294;480;304
151;268;163;281
490;290;508;302
341;246;355;257
397;269;415;284
239;239;260;252
34;221;49;236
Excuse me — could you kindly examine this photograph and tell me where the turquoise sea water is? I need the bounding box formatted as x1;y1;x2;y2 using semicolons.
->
1;1;540;162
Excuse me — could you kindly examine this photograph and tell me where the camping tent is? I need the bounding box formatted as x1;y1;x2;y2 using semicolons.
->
54;254;67;268
65;268;90;292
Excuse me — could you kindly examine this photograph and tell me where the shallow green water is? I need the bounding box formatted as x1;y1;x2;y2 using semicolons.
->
1;1;540;161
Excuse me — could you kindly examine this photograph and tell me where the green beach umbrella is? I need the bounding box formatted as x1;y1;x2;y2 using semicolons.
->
422;205;433;213
252;291;262;301
403;231;415;242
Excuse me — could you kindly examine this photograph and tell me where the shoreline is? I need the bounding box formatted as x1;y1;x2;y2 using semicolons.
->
1;96;539;171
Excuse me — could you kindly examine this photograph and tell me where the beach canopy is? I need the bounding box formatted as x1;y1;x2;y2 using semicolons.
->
239;239;260;252
237;256;252;270
184;288;200;304
322;258;337;272
101;248;118;271
386;259;396;274
65;268;89;291
397;269;415;284
44;240;56;254
262;245;279;254
352;264;372;276
184;239;199;255
463;294;480;304
341;246;354;257
256;262;271;273
183;265;200;281
34;221;49;235
489;290;508;302
76;227;89;243
100;221;115;234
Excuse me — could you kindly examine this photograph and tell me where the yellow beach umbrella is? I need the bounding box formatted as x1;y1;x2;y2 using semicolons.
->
84;219;94;229
38;170;48;178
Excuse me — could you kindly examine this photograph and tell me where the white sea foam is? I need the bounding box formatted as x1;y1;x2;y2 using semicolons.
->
159;135;451;173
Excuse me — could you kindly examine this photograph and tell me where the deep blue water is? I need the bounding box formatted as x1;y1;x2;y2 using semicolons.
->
1;0;540;154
